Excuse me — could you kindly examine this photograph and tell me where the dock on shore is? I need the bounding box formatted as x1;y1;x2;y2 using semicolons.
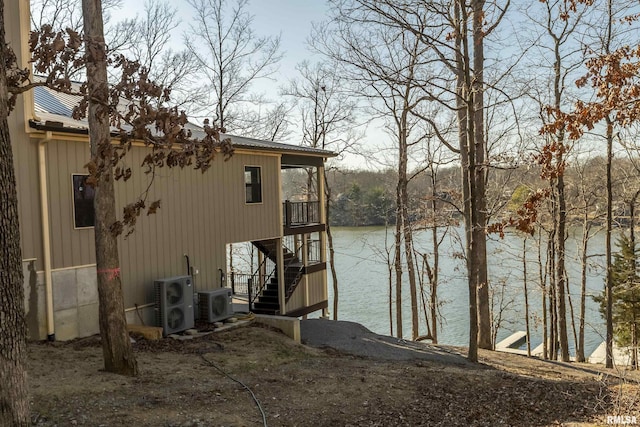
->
495;331;636;366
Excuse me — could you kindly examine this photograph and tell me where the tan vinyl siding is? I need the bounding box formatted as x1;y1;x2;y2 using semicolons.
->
117;148;283;305
14;135;43;262
7;1;42;264
285;282;305;313
43;139;282;307
8;87;41;261
285;271;326;313
306;270;327;305
46;141;95;268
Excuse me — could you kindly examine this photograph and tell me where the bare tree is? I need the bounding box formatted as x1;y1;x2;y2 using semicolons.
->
184;0;283;136
31;0;123;32
522;0;592;362
522;237;532;356
282;61;360;320
414;133;458;344
570;153;605;362
541;0;640;368
585;0;640;370
333;0;511;359
82;0;138;375
314;2;442;340
114;0;203;112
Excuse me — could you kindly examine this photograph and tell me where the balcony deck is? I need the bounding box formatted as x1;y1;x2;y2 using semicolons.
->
282;200;325;235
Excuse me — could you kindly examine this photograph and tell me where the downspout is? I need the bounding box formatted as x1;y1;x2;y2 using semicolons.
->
38;131;55;341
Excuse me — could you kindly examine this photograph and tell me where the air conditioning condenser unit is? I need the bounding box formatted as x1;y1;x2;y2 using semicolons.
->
198;288;233;323
155;275;194;336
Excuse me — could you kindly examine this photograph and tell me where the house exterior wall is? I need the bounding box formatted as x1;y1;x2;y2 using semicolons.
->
16;131;285;339
43;139;282;309
7;0;328;341
16;137;43;262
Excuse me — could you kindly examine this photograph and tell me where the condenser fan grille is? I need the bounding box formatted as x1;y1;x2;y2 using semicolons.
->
167;307;185;329
166;282;184;305
211;295;227;316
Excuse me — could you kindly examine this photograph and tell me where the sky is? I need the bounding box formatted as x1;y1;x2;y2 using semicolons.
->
114;0;328;87
110;0;376;168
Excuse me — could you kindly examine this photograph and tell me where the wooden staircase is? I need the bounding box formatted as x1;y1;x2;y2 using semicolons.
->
251;239;304;315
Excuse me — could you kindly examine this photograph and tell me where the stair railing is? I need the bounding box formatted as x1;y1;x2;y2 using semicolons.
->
249;258;277;308
281;240;305;301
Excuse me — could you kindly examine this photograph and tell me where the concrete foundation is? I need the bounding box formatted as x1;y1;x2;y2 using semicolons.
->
254;314;300;343
51;265;100;340
23;260;46;340
23;261;101;341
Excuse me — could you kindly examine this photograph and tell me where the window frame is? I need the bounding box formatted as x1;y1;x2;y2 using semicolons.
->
244;165;263;204
71;173;95;229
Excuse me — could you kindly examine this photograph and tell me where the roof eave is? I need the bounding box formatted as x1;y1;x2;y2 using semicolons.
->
28;119;337;160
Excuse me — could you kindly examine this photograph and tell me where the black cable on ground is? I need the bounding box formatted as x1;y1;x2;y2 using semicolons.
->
199;354;268;427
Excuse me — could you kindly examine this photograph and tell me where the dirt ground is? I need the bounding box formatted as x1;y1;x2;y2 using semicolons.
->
27;321;640;426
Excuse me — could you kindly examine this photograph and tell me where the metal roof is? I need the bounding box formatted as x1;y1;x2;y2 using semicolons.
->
31;85;335;158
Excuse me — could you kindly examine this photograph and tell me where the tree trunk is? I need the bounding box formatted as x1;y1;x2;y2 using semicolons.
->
576;212;590;362
394;192;403;339
471;0;491;351
566;269;578;358
631;196;638;369
548;237;558;360
605;117;614;369
603;0;614;370
539;228;548;360
523;238;531;357
555;173;570;362
417;253;432;339
398;129;419;340
323;175;339;321
82;0;138;376
430;174;439;344
384;223;394;337
454;0;477;362
0;1;29;420
549;21;570;361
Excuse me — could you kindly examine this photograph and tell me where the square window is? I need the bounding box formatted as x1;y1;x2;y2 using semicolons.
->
72;174;95;228
244;166;262;203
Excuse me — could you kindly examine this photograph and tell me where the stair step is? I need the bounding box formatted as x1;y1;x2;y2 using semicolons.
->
262;289;278;298
252;307;279;315
253;302;280;313
258;295;279;304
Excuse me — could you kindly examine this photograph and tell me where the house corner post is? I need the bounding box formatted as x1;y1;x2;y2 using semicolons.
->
276;237;286;315
317;165;329;317
302;233;309;309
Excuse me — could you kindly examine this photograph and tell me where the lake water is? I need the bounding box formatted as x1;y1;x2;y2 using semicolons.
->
326;226;608;356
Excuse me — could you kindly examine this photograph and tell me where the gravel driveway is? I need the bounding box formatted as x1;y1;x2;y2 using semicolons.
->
301;318;471;365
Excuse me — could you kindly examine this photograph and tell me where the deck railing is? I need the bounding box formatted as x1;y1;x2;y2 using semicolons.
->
282;235;322;265
307;239;321;263
283;200;320;227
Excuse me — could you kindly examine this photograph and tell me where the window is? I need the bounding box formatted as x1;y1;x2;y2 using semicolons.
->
244;166;262;203
72;174;95;228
